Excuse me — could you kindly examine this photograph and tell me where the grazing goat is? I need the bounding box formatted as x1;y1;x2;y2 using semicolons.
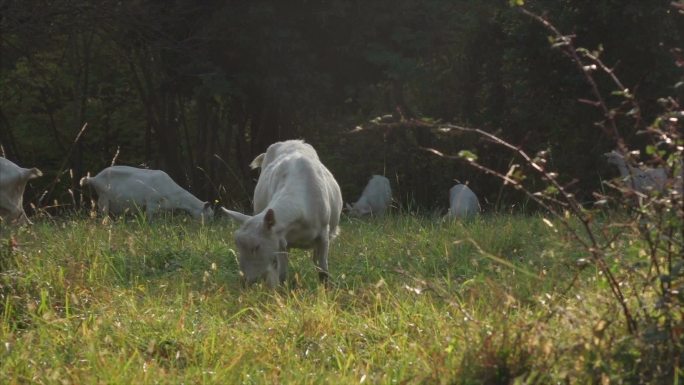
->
604;150;667;194
80;166;213;221
346;175;392;217
0;157;42;225
222;140;343;288
448;184;480;218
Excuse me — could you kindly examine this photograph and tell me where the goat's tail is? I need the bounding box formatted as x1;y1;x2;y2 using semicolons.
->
250;153;265;170
79;173;91;187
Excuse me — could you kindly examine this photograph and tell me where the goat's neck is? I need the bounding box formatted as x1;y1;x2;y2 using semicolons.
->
170;188;205;217
614;159;636;178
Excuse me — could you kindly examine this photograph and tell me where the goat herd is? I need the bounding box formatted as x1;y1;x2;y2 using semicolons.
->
0;140;669;287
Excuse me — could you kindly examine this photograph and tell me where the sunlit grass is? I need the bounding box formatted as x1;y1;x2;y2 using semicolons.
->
0;213;639;384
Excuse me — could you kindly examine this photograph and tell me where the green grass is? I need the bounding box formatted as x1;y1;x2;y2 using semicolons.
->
0;214;659;384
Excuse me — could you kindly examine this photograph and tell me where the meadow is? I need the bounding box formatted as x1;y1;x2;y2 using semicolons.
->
0;213;654;384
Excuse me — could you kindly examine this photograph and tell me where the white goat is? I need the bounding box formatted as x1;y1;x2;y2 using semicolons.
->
346;175;392;217
80;165;213;221
604;150;667;194
222;140;343;287
448;184;480;218
0;157;42;225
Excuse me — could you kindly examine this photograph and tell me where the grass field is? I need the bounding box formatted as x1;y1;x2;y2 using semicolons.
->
0;213;659;384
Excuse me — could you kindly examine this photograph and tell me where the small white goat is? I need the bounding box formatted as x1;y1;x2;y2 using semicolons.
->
0;157;42;225
448;184;480;218
346;175;392;217
80;166;213;221
604;150;667;194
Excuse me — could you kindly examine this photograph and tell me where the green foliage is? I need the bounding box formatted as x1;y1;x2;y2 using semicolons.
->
458;150;478;162
1;1;681;211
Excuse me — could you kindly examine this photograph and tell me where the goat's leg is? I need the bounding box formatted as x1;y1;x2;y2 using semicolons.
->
313;229;330;283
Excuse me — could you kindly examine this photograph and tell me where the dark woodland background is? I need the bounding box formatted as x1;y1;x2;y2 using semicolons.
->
1;0;682;213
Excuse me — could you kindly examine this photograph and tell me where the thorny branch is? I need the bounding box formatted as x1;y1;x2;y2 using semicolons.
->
518;8;631;152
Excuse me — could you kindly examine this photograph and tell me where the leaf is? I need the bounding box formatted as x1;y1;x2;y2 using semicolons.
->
543;185;559;195
457;150;478;161
611;88;633;99
576;258;591;268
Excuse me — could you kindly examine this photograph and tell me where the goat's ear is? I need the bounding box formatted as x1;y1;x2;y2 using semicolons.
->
264;209;276;230
221;207;251;224
250;153;265;170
